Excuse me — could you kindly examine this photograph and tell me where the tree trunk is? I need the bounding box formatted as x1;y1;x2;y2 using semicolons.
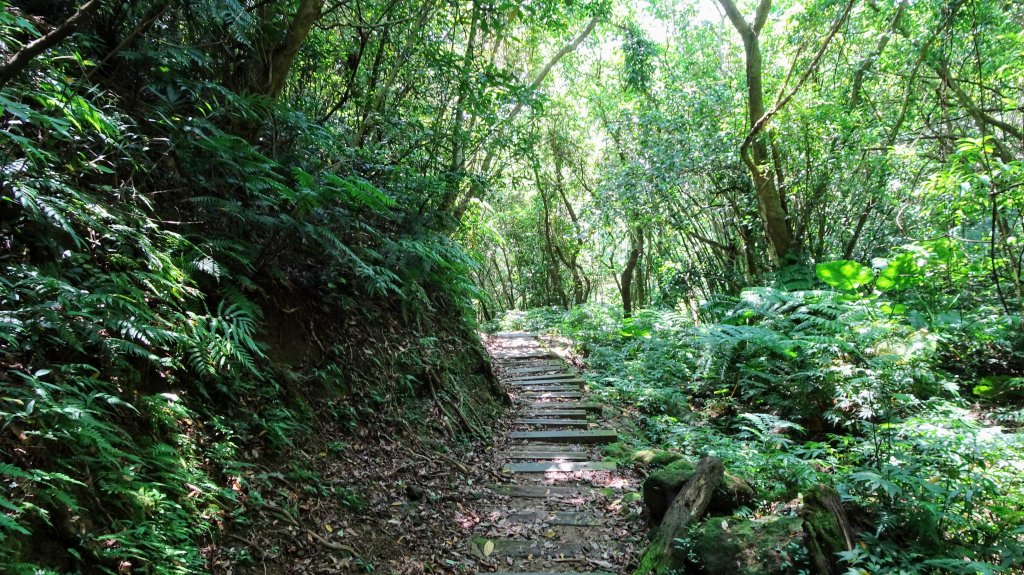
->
449;15;600;218
802;485;856;575
635;456;725;575
443;2;480;207
620;228;644;318
550;134;589;305
716;0;792;264
262;0;323;99
86;0;170;81
355;0;439;146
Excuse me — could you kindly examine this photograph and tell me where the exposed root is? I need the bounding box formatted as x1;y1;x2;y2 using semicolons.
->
305;529;360;557
261;501;299;526
425;373;457;438
401;441;471;475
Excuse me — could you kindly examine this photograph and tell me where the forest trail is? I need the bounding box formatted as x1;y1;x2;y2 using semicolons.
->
472;333;645;574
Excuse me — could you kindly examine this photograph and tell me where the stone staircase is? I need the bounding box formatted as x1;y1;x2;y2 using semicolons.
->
472;332;639;575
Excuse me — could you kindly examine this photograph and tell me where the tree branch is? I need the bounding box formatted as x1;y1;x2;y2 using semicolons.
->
752;0;772;34
715;0;752;37
0;0;103;89
503;15;600;124
739;0;855;171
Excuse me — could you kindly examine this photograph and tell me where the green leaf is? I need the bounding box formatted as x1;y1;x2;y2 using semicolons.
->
815;260;873;290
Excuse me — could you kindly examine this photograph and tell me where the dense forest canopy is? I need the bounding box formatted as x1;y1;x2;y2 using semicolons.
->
0;0;1022;573
469;0;1023;317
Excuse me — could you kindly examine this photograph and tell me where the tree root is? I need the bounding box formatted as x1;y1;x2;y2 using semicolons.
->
262;501;299;526
401;440;471;475
443;392;484;438
425;369;460;438
305;529;360;557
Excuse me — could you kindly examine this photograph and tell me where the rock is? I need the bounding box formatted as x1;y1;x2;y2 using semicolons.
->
801;485;855;575
631;448;685;467
690;515;807;575
405;484;425;501
643;460;755;522
716;472;756;513
602;441;632;462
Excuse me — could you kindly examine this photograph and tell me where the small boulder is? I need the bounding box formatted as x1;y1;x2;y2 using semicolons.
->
691;515;807;575
631;448;685;467
602;441;632;462
716;472;756;513
643;460;755;522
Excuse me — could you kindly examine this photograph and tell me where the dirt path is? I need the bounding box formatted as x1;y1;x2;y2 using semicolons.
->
469;332;645;575
217;332;644;574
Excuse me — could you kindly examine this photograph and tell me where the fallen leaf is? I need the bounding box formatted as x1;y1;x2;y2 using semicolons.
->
483;540;494;557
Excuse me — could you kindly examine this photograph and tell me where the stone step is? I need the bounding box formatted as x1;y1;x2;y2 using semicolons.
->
508;373;581;382
506;366;573;375
504;461;617;473
520;391;583;399
509;430;617;444
527;401;601;411
520;409;587;418
498;451;591;461
513;418;589;428
494;332;536;338
488;484;601;498
506;442;589;451
509;379;585;387
498;352;558;360
470;539;584;559
475;568;610;572
504;510;602;526
512;385;582;392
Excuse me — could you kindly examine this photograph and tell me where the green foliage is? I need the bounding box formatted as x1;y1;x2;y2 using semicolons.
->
0;1;502;571
815;260;874;290
492;285;1024;571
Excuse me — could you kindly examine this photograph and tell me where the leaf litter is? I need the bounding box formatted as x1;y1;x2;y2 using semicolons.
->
208;334;646;574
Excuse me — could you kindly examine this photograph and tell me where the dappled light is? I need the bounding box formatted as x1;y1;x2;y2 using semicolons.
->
2;0;1023;573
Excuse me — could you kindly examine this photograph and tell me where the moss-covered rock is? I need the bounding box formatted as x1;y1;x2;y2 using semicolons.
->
691;515;807;575
602;441;633;463
717;473;756;512
643;460;755;522
631;448;685;467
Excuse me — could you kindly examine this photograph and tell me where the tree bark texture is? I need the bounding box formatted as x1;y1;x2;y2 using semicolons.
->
635;456;724;575
716;0;792;264
620;228;644;318
263;0;324;99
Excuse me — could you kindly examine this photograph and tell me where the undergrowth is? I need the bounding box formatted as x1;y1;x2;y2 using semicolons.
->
0;5;500;573
487;278;1024;572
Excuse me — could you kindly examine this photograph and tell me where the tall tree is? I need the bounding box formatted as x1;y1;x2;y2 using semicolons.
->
715;0;792;264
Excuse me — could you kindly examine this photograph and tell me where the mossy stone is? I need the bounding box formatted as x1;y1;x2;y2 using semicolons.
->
602;441;632;462
716;473;756;512
691;515;807;575
631;448;685;467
